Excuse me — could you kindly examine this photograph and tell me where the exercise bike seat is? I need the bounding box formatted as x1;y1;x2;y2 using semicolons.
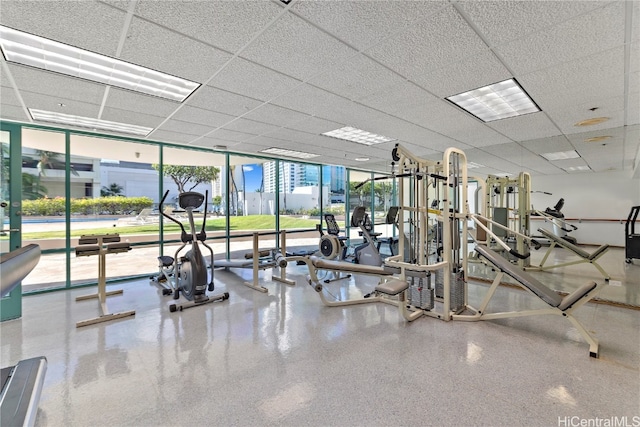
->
158;255;174;267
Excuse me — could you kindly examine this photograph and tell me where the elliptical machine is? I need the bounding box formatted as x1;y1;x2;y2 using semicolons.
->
152;190;229;312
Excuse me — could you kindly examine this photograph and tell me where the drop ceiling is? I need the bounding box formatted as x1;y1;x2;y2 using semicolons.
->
0;0;638;177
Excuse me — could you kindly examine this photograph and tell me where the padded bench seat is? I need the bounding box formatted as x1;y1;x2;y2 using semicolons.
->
538;228;609;260
475;244;596;311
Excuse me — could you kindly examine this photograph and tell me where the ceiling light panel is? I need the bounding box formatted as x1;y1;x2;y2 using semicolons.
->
29;109;153;136
540;150;581;161
563;165;591;172
322;126;395;145
446;78;540;122
259;147;320;160
0;25;200;102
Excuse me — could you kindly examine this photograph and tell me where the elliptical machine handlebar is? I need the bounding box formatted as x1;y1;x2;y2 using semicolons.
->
159;190;188;236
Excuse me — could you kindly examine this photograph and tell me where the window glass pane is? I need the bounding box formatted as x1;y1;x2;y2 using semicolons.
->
20;128;67;292
227;155;275;257
348;170;371;241
276;161;321;254
321;164;346;235
160;146;226;265
68;134;160;287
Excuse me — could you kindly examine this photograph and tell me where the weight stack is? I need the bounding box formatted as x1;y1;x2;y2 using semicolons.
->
408;275;434;310
435;269;466;312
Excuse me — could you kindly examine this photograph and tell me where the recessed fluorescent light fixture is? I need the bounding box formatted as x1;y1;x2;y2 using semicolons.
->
563;165;591;172
354;157;370;162
540;150;580;161
322;126;395;146
0;25;200;102
260;147;320;160
467;162;485;169
446;78;540;122
29;108;153;136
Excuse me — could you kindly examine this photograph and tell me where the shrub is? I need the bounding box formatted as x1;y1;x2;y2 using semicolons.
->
22;196;153;216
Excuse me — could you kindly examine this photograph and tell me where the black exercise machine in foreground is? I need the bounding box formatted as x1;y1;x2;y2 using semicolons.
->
0;244;47;427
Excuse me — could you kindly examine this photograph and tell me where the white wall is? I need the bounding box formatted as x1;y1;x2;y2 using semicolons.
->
530;171;640;246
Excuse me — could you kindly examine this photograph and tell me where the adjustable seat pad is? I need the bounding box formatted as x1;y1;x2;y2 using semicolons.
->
538;228;608;260
475;245;563;307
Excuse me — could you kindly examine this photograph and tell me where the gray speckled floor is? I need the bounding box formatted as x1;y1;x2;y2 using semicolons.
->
1;262;639;427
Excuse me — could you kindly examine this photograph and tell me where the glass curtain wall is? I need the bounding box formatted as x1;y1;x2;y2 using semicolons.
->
226;155;275;256
321;164;346;237
68;134;160;288
20;128;68;291
347;170;373;242
160;146;226;266
4;121;388;293
277;161;321;253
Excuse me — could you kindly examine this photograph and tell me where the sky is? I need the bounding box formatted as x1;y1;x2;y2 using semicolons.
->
241;164;263;192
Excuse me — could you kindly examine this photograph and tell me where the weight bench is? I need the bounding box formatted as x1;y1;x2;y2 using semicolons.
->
530;228;610;280
454;244;603;357
294;255;398;308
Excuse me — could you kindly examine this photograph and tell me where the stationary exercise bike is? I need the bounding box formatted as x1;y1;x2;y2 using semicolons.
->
152;190;229;312
318;207;383;266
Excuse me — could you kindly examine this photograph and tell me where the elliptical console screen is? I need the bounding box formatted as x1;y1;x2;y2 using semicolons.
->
179;192;204;209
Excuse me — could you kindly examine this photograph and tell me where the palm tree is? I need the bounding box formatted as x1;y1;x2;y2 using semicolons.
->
101;183;124;197
22;173;48;200
35;150;79;177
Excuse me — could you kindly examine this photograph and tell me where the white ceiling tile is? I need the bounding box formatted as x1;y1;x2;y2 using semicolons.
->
0;83;22;107
366;5;487;78
0;0;124;56
105;88;180;116
519;47;625;100
292;1;446;51
101;107;165;129
239;12;357;81
156;119;217;137
285;116;345;135
487;113;561;142
187;86;262;116
210;58;302;103
417;49;512;98
21;91;101;118
133;0;284;53
242;103;312;128
223;118;281;136
147;129;196;144
519;135;574;155
190;137;243;150
308;54;405;101
0;104;29;122
121;17;233;82
204;128;255;143
261;128;316;143
171;106;234;128
495;2;626;74
8;65;105;105
544;95;626;134
457;1;606;47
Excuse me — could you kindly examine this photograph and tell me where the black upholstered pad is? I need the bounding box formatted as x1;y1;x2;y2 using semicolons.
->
538;228;609;261
475;245;563;307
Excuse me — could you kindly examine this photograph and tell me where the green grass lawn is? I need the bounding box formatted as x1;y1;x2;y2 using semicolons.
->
22;215;320;239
